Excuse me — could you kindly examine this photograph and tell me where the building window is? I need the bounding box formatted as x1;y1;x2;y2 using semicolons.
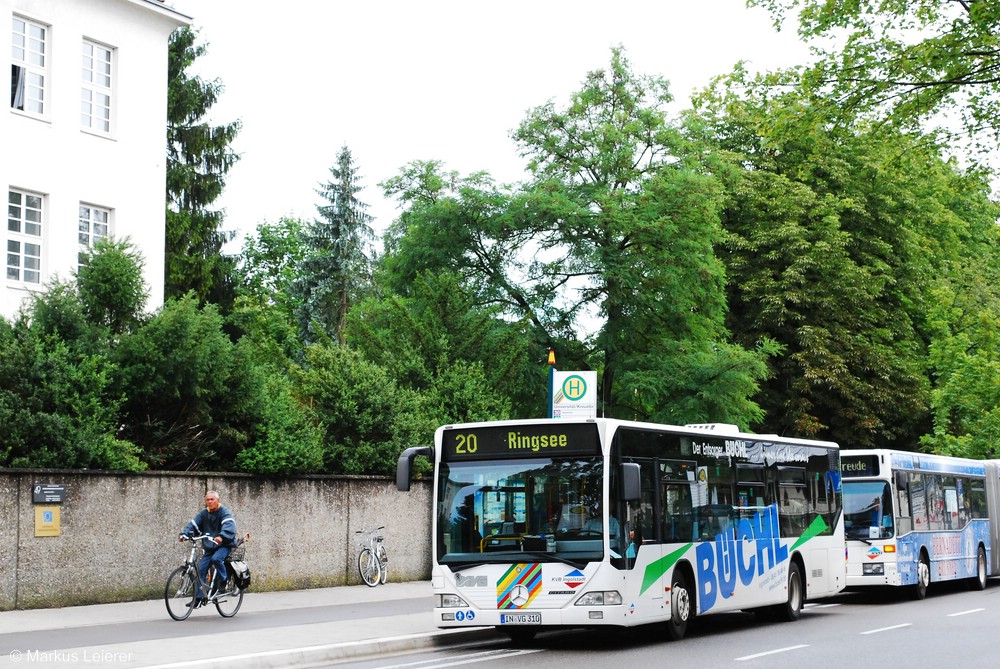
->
78;203;110;266
11;16;46;115
7;189;43;284
81;40;113;133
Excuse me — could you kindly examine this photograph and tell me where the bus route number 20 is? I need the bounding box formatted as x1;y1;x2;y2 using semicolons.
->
453;433;478;455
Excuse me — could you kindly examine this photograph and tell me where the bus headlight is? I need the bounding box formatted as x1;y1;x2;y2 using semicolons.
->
439;594;469;608
862;563;885;576
575;591;622;606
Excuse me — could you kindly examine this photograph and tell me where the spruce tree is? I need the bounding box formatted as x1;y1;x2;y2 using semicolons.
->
165;27;241;307
294;145;374;344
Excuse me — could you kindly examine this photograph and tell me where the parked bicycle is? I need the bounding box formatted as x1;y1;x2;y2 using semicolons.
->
356;526;389;587
164;533;248;620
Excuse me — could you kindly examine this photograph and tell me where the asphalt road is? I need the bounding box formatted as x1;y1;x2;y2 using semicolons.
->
4;579;1000;668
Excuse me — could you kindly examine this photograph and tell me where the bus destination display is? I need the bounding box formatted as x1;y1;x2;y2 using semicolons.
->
441;422;600;461
841;454;880;478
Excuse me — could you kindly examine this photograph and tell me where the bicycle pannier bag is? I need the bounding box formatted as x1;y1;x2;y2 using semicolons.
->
229;560;251;589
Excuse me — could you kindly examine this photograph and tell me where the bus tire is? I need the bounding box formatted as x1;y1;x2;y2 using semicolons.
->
775;560;804;622
912;552;930;600
971;545;988;591
666;569;691;641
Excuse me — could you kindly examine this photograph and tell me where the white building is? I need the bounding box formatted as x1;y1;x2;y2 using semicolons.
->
2;0;189;319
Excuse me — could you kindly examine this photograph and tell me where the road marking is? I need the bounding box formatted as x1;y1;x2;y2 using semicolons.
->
948;608;985;617
807;602;841;609
135;629;496;669
861;623;912;635
375;648;543;668
735;645;809;661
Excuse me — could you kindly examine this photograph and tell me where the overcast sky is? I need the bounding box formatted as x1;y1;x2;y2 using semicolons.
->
165;1;809;250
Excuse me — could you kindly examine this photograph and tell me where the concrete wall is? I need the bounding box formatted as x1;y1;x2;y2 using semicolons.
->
0;470;431;611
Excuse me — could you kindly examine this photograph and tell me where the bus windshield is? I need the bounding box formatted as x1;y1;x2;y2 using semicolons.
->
437;457;605;564
844;480;894;540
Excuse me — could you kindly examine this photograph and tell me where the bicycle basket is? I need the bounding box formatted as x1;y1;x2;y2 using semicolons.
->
228;543;246;562
227;532;250;561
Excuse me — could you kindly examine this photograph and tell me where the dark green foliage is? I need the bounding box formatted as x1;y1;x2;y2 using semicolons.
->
687;66;1000;447
76;237;147;335
0;292;142;471
349;271;536;418
113;293;236;469
232;345;324;475
294;344;408;475
28;281;94;347
294;341;508;476
165;27;240;306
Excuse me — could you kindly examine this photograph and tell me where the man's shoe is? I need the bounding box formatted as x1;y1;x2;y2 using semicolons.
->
186;599;203;609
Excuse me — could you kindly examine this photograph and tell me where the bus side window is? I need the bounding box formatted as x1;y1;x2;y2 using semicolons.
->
662;484;693;542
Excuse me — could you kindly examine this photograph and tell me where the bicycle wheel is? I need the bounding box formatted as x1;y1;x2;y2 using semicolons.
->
164;566;197;621
358;547;381;587
214;566;244;618
377;544;389;585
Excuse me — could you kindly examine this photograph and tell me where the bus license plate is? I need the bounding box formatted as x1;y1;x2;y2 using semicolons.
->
500;613;541;625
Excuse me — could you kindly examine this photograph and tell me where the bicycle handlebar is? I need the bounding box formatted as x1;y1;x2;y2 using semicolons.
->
179;534;213;543
355;526;385;534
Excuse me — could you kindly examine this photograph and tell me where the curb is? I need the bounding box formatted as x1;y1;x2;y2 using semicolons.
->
135;627;503;669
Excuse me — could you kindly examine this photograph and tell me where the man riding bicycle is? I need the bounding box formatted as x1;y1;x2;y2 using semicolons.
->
179;490;237;608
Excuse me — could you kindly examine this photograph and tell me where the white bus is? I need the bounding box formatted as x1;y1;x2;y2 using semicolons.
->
841;449;1000;598
397;418;846;641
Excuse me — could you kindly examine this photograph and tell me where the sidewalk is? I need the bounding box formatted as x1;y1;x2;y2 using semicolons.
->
0;582;501;668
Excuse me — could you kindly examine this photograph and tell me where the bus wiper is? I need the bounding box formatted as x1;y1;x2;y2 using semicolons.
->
519;551;587;569
450;561;488;572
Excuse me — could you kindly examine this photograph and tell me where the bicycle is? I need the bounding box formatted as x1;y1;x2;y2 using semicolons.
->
356;526;388;587
164;534;246;620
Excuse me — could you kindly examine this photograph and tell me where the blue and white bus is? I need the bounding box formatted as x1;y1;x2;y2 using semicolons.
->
398;418;846;641
841;449;1000;598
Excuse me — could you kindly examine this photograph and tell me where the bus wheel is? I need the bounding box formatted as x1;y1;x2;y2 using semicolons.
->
912;553;930;600
666;570;691;641
971;546;988;591
776;561;804;622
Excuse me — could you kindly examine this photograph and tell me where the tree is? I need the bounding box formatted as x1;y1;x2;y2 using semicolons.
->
349;271;536;417
294;145;374;345
750;0;1000;151
231;340;325;475
384;48;771;422
687;65;1000;446
0;286;143;471
293;344;413;475
76;237;147;336
921;261;1000;459
236;217;309;310
165;27;241;306
229;217;310;361
113;293;237;469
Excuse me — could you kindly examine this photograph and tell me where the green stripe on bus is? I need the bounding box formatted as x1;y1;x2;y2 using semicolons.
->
791;515;829;551
640;543;692;595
